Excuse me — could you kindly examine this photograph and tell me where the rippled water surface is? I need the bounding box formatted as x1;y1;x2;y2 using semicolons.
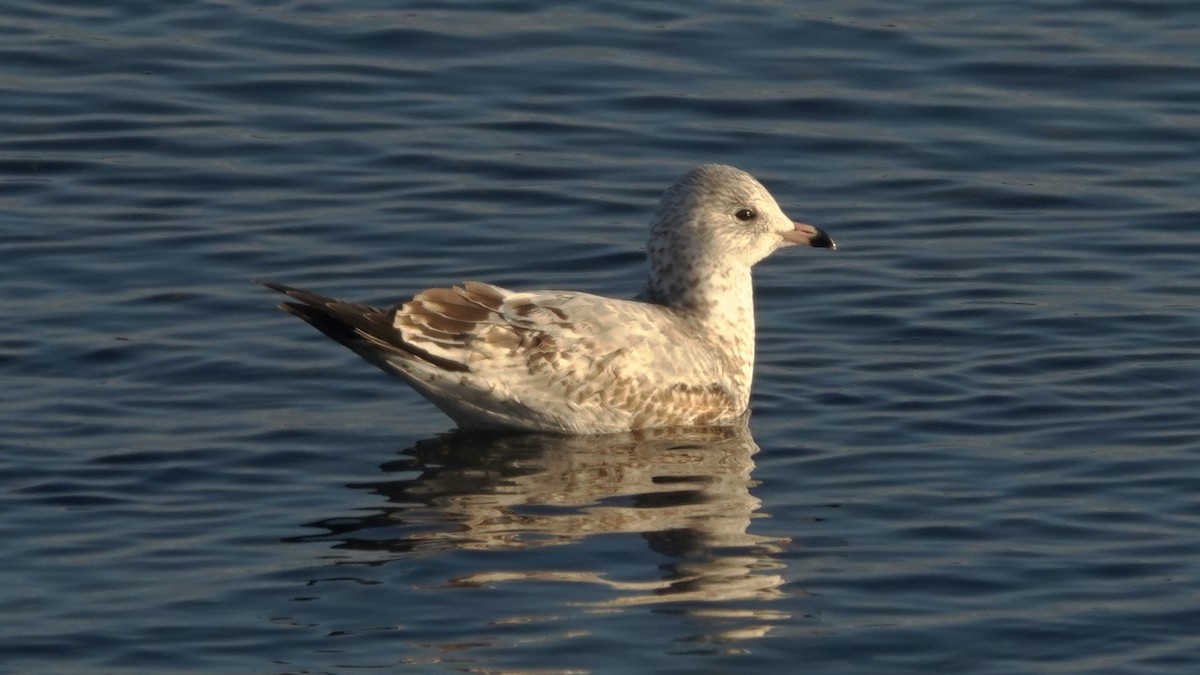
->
4;0;1199;673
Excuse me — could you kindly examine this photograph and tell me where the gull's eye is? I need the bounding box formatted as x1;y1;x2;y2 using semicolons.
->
734;208;757;222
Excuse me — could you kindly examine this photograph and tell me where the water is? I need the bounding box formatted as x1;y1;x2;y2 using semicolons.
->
3;0;1199;672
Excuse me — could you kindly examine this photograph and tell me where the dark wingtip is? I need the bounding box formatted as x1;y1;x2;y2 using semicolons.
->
275;301;308;317
255;280;346;312
256;279;294;295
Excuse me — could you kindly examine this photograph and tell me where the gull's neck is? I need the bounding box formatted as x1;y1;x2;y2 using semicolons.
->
639;255;757;406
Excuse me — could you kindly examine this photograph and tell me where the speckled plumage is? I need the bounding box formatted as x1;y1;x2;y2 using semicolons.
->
261;164;835;433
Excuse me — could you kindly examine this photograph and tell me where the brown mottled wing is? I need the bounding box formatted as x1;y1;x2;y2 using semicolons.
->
390;281;525;366
391;283;743;429
261;280;743;431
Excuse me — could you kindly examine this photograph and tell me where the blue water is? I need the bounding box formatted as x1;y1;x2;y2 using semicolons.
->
3;1;1199;673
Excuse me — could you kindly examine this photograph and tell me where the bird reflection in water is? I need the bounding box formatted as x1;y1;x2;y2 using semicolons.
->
293;421;793;642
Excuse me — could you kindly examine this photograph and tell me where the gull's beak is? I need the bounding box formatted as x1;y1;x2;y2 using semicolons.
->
781;221;837;250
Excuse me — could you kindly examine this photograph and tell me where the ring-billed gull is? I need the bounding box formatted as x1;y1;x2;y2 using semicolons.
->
261;164;835;433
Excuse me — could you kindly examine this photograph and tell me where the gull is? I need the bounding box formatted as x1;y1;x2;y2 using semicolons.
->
260;164;835;433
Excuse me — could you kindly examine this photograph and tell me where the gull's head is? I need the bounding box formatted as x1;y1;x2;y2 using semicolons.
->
647;164;835;270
